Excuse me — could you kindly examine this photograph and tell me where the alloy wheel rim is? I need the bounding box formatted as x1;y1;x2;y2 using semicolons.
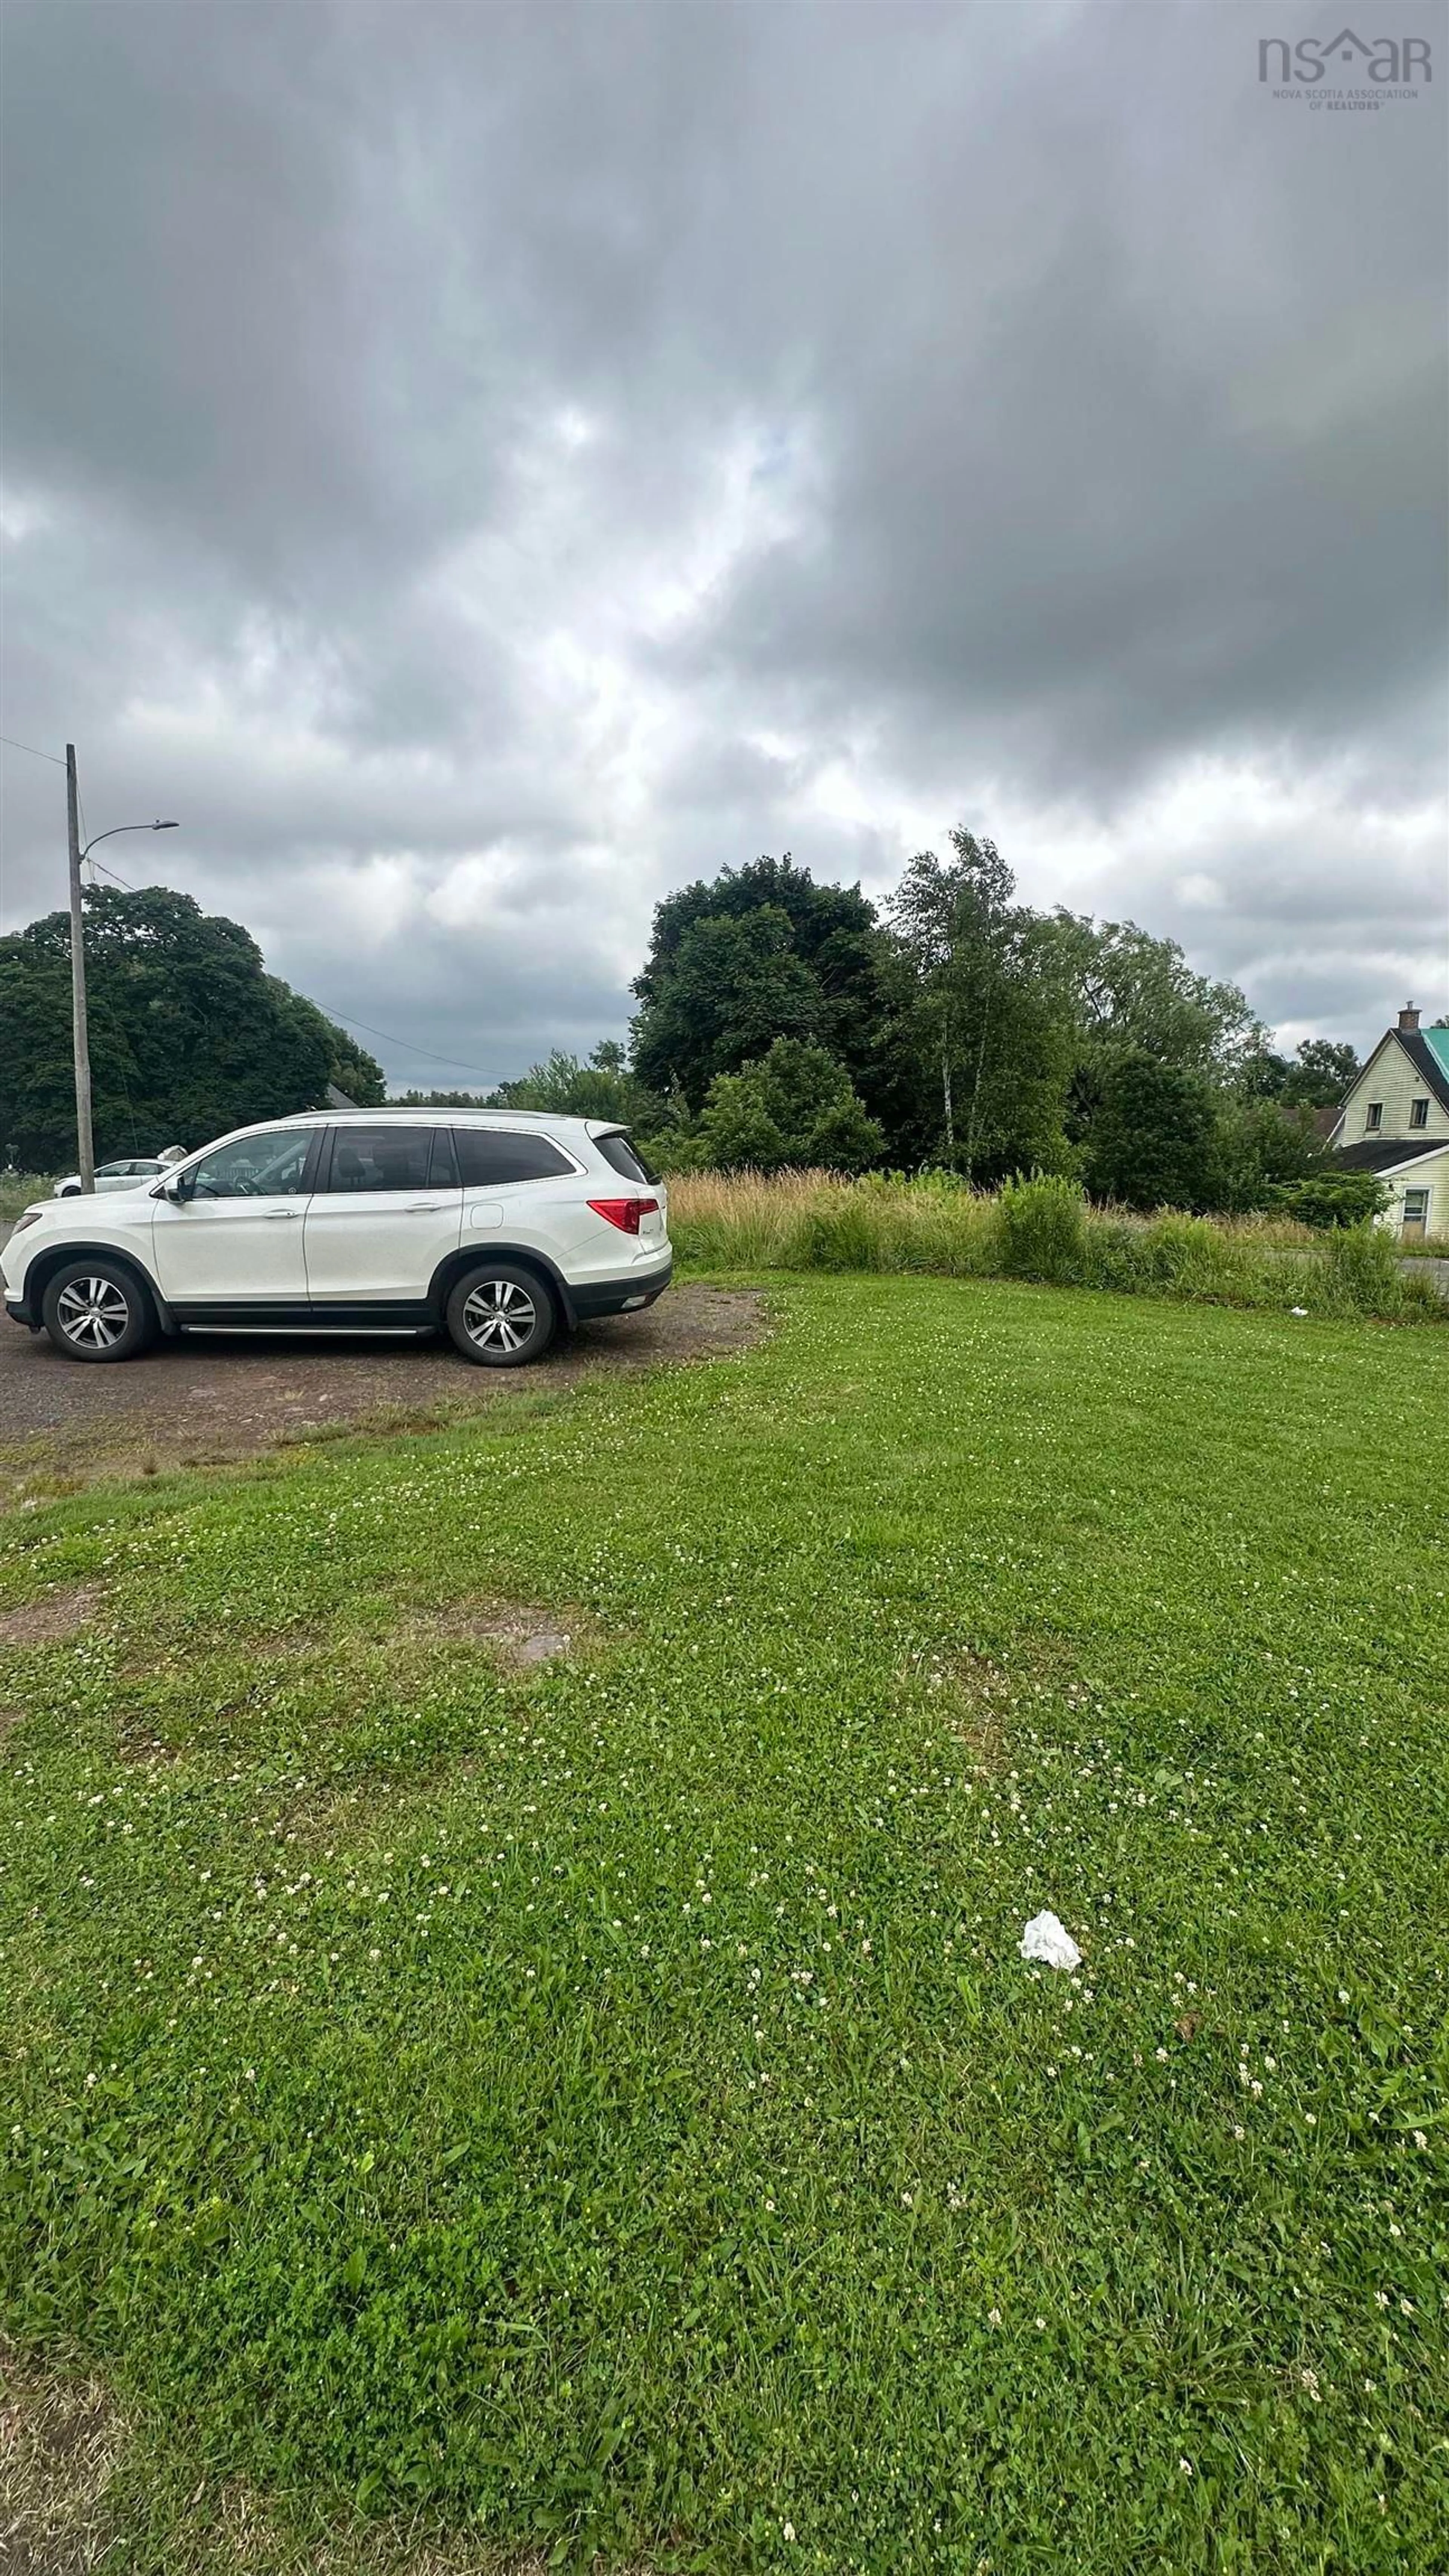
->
462;1278;537;1353
56;1276;130;1349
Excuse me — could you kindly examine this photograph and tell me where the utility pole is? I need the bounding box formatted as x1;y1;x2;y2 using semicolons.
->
66;743;95;1193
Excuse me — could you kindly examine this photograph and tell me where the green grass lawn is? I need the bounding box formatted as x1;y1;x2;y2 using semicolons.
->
2;1276;1447;2574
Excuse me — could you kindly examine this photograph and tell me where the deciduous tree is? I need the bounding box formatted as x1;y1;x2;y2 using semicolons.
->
631;856;889;1110
1082;1047;1219;1211
0;886;382;1169
886;831;1073;1181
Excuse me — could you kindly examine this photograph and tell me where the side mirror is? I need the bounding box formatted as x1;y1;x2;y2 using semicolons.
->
161;1171;191;1204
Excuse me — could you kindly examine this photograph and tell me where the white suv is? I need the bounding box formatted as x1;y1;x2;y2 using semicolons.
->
3;1111;671;1367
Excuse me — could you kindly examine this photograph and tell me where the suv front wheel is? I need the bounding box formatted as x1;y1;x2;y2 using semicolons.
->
445;1261;557;1367
41;1258;156;1363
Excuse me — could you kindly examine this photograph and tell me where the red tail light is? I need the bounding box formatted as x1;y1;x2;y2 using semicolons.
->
587;1195;658;1234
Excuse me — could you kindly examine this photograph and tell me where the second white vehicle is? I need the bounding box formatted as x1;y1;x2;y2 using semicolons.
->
52;1155;177;1197
4;1110;671;1366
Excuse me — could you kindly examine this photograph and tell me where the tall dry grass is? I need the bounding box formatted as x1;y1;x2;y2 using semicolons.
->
0;1173;55;1225
665;1170;1446;1325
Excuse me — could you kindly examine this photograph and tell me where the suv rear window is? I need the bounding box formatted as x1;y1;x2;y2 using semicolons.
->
453;1129;576;1186
593;1131;659;1184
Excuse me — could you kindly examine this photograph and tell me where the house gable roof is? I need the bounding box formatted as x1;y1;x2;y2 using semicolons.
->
1395;1028;1449;1116
1420;1026;1449;1091
1328;1026;1449;1144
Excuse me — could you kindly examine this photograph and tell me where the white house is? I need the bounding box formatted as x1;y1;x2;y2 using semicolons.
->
1327;1006;1449;1242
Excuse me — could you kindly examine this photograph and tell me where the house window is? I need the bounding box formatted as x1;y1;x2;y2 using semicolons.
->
1401;1189;1429;1228
1364;1102;1383;1132
1409;1097;1429;1129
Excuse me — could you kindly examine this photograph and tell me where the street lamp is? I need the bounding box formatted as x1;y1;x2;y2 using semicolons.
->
65;743;179;1192
82;818;179;880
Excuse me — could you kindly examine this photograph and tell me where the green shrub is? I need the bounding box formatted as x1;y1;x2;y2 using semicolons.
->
698;1040;884;1173
1277;1172;1390;1230
1129;1213;1241;1298
1322;1223;1405;1318
995;1174;1087;1284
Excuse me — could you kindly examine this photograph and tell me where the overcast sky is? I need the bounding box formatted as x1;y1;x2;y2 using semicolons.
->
2;0;1446;1087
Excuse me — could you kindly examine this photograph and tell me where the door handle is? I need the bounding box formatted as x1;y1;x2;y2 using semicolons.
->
264;1207;300;1220
404;1202;437;1213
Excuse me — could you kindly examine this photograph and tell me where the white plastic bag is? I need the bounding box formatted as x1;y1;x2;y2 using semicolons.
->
1020;1910;1081;1972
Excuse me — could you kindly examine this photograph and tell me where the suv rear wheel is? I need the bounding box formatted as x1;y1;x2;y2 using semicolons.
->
445;1261;557;1367
41;1257;156;1363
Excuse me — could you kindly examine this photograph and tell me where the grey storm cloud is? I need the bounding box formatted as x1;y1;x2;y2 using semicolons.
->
2;0;1445;1084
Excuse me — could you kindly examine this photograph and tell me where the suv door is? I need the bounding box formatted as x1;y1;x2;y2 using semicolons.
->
303;1124;462;1310
452;1127;586;1268
151;1127;319;1308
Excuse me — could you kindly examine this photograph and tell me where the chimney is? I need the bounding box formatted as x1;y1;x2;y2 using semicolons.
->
1398;1003;1420;1034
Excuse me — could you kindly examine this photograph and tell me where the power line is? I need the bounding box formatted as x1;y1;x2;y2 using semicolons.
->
0;748;500;1082
68;858;497;1080
311;1004;501;1086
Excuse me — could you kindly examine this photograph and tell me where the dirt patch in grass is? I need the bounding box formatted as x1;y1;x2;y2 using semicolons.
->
0;1585;100;1646
0;2347;605;2574
408;1602;583;1667
227;1606;588;1671
227;1599;593;1676
904;1639;1088;1776
111;1603;591;1776
945;1651;1016;1771
901;1645;1016;1772
0;2344;128;2575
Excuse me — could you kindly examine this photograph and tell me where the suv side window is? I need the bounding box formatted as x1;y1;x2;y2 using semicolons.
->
325;1128;435;1193
593;1132;660;1185
454;1130;576;1186
187;1130;316;1198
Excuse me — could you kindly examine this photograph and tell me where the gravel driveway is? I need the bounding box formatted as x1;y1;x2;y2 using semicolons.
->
0;1281;765;1506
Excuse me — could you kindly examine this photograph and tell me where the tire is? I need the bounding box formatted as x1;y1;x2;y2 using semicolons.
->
40;1257;156;1363
444;1261;556;1367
